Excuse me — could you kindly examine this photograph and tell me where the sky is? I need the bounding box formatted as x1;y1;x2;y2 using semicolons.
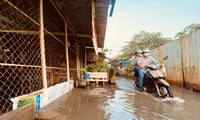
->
104;0;200;57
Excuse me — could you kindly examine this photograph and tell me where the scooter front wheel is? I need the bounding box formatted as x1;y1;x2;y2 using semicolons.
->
166;86;173;98
159;86;173;98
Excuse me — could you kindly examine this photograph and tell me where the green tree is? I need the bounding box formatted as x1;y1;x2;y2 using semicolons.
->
175;23;200;39
117;31;172;60
103;48;112;57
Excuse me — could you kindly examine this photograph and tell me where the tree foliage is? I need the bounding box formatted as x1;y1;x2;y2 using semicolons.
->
86;60;108;72
117;31;172;60
175;23;200;39
103;48;112;57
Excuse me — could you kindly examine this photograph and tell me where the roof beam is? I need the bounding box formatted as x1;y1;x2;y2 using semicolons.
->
95;3;107;7
50;0;78;38
0;30;91;38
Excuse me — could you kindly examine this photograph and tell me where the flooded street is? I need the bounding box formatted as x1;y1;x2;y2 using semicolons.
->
39;77;200;120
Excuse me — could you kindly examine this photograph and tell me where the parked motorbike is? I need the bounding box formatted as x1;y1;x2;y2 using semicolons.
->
134;56;174;98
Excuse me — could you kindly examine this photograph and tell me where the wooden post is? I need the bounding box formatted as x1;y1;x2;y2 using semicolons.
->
65;22;70;81
40;0;47;89
75;39;80;79
84;46;87;67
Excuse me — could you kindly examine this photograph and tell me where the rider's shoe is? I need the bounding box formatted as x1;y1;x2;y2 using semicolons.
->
138;88;143;92
135;86;143;92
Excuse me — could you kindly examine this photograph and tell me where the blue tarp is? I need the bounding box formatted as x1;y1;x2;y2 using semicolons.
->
121;61;129;68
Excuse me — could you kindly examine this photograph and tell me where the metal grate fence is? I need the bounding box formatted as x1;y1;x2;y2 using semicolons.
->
0;0;67;114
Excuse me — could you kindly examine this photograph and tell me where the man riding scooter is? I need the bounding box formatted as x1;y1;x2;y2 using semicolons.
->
130;48;143;79
136;48;159;91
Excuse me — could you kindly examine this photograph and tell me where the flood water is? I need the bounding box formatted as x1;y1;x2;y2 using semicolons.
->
39;77;200;120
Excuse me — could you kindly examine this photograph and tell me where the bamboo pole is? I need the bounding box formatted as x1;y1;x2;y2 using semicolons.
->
46;66;66;70
40;0;47;89
92;0;99;55
65;22;70;81
0;63;41;68
0;29;39;35
15;90;44;101
6;0;65;46
49;0;77;37
0;29;93;40
75;39;80;79
84;46;87;67
6;0;39;26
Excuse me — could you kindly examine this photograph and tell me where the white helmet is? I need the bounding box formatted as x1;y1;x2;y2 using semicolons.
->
135;48;142;54
143;48;150;53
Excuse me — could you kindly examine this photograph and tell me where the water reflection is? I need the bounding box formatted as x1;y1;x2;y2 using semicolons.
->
100;90;136;120
96;77;199;120
133;92;173;120
38;77;200;120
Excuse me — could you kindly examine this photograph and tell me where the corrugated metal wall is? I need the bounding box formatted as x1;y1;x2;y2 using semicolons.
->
180;30;200;90
152;30;200;90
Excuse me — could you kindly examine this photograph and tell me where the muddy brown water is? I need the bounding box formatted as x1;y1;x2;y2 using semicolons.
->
39;77;200;120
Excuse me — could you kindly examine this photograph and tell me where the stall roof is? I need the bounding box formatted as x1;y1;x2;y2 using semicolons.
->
56;0;114;49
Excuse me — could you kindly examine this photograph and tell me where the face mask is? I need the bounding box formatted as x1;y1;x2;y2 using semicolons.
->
138;53;142;57
143;52;150;57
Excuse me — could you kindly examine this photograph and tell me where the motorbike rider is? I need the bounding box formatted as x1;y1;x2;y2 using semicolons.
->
137;48;159;91
130;48;143;77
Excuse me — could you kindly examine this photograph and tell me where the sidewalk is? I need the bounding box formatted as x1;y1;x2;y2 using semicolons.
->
37;93;71;120
36;87;107;120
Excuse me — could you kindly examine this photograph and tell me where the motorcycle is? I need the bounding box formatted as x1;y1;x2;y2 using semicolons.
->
134;56;174;98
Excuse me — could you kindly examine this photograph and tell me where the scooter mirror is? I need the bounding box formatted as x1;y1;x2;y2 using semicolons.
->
163;56;168;60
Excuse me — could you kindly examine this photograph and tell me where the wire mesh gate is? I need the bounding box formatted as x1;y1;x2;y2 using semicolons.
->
0;0;68;114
